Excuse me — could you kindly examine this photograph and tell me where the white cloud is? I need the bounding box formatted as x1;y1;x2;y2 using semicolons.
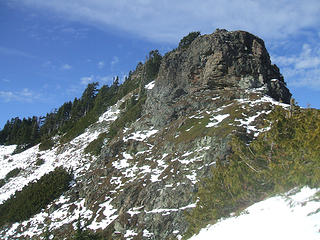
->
80;75;95;85
111;56;119;68
0;91;14;102
272;43;320;89
80;75;119;85
98;61;105;69
61;64;72;70
97;75;111;83
0;88;40;103
14;0;320;43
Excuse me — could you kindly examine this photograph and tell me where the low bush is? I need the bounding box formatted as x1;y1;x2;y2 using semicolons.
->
39;137;55;151
5;168;21;181
35;158;45;166
84;132;107;156
108;95;146;139
0;167;73;224
184;106;320;238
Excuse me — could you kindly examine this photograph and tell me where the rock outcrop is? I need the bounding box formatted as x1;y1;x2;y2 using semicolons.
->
86;29;292;239
145;29;291;127
0;29;292;239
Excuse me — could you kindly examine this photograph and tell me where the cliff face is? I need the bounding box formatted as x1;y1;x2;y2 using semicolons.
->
145;29;291;127
0;30;292;239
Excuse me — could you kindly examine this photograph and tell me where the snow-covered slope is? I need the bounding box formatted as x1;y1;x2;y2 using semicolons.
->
2;29;317;239
1;84;318;240
190;187;320;240
0;100;125;239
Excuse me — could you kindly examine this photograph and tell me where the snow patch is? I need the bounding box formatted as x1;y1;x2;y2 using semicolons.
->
123;129;158;142
145;80;155;90
89;198;118;230
206;114;230;128
189;187;320;240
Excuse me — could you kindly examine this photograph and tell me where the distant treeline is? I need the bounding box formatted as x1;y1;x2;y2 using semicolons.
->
0;50;162;152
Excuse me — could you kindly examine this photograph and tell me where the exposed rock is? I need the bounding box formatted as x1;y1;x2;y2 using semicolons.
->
145;29;291;127
0;29;293;240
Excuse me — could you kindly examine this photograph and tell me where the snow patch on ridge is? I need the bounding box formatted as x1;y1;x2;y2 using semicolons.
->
189;187;320;240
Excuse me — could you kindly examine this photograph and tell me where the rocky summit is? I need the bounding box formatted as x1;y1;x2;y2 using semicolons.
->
145;29;290;127
0;29;297;239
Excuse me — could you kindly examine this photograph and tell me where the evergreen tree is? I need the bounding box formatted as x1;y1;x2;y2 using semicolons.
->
178;31;201;49
144;50;162;82
81;82;99;115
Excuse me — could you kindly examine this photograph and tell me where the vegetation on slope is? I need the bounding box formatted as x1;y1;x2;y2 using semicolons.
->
184;105;320;238
0;167;72;225
85;50;162;155
0;168;22;189
0;49;162;152
178;31;201;49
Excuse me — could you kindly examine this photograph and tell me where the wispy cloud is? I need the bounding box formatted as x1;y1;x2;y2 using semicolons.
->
14;0;320;43
0;91;14;102
0;88;40;103
97;75;113;84
42;60;55;69
0;46;35;58
1;78;10;83
61;64;72;70
80;75;118;85
272;43;320;89
98;61;105;69
80;75;95;85
111;56;119;68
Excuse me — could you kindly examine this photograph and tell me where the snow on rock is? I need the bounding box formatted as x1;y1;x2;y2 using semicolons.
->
0;100;125;238
235;110;271;136
98;105;121;123
123;129;158;142
0;100;124;205
4;196;94;239
124;229;138;239
145;80;155;90
206;114;230;128
145;202;196;214
237;94;289;108
143;229;154;237
88;198;118;230
189;187;320;240
112;159;130;169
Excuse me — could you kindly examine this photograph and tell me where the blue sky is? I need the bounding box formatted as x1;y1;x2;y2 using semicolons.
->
1;0;320;128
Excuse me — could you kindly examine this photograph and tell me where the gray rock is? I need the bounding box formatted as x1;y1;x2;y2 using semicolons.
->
144;29;291;128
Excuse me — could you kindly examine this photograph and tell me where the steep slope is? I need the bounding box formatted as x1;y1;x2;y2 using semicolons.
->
1;29;318;240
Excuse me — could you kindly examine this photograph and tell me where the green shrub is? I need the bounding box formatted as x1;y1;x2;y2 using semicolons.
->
84;132;107;156
12;145;29;154
5;168;21;181
184;106;320;238
108;95;146;139
68;215;104;240
0;167;73;224
0;179;5;188
39;137;55;151
178;31;201;49
35;158;45;166
0;168;21;189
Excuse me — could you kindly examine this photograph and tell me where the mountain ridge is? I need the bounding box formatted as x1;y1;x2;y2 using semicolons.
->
0;29;319;240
